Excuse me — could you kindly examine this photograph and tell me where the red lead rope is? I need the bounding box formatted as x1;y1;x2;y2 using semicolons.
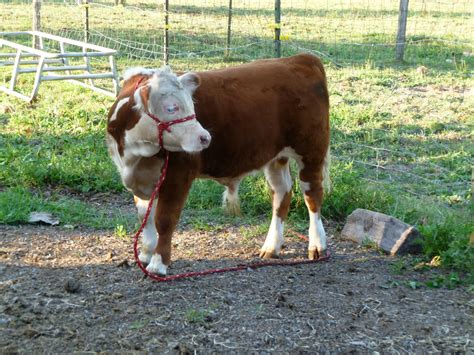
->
132;149;331;282
132;76;330;282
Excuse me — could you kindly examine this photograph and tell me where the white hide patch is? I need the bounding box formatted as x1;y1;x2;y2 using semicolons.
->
123;67;154;81
109;97;130;122
106;133;124;172
299;181;311;193
264;160;292;209
146;254;168;276
275;147;304;169
123;115;162;157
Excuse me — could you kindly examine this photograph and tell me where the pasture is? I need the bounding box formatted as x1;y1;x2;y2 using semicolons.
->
1;0;473;352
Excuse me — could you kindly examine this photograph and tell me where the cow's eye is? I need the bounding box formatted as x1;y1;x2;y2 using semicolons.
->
165;104;179;114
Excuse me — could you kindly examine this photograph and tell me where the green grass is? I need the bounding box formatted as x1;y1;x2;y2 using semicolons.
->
0;187;136;230
0;0;472;279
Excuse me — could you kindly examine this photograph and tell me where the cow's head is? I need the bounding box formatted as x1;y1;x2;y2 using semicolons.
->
124;66;211;154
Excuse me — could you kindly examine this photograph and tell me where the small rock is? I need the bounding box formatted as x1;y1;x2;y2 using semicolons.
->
117;259;130;268
0;316;12;326
64;279;81;293
28;212;59;226
24;327;40;338
19;314;35;324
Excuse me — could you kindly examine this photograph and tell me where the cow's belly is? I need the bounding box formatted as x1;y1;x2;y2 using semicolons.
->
200;146;301;181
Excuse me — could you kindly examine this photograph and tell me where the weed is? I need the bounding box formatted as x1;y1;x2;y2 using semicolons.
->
407;280;422;290
114;224;128;239
390;259;408;275
185;308;211;325
129;319;149;330
420;218;474;273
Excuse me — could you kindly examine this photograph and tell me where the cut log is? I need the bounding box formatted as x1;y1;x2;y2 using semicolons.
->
341;209;422;255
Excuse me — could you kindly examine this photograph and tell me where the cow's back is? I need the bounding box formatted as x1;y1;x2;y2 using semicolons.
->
193;53;329;178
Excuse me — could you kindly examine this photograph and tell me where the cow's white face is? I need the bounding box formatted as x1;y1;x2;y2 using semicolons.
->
133;67;211;153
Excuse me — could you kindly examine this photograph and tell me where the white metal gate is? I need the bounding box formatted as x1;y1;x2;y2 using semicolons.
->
0;31;120;102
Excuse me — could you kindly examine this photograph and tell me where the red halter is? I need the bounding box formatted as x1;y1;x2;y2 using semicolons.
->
134;76;196;148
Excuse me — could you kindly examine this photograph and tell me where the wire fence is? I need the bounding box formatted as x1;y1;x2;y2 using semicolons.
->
0;0;472;209
1;0;472;69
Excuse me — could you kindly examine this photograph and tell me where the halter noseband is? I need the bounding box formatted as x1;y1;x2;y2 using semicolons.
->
134;76;196;149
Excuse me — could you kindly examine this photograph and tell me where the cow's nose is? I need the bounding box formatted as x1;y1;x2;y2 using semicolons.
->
200;134;211;148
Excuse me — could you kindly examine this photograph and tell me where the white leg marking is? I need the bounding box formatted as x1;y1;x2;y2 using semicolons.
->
135;197;158;265
308;212;327;253
146;254;168;276
261;216;284;256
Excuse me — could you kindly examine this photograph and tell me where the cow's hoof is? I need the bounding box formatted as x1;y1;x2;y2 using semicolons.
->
308;248;326;260
259;249;279;259
138;251;152;266
223;203;242;217
146;254;168;276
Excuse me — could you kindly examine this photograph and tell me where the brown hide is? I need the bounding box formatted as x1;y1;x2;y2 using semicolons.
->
107;53;330;266
193;53;329;178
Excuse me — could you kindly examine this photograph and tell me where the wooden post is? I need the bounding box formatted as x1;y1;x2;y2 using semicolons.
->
32;0;41;49
274;0;281;58
395;0;409;62
163;0;169;65
83;0;90;43
225;0;233;58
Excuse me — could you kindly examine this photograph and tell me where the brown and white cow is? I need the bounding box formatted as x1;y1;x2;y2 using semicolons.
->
107;54;330;276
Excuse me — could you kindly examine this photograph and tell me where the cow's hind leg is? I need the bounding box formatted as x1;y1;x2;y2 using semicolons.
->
260;157;292;259
134;196;158;265
298;152;329;259
222;178;242;216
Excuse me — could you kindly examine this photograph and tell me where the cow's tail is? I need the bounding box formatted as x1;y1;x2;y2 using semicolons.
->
322;148;331;194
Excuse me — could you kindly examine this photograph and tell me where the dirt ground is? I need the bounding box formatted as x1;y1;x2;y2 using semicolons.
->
1;215;473;353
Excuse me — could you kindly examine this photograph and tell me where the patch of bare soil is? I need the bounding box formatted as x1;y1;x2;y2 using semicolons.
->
1;223;472;353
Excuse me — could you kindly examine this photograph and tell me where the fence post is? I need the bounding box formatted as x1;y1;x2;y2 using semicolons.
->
83;0;90;43
163;0;169;65
274;0;281;58
225;0;233;58
395;0;409;62
32;0;41;48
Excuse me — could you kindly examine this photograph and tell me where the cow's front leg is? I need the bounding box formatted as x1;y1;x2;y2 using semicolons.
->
146;167;194;276
134;196;157;265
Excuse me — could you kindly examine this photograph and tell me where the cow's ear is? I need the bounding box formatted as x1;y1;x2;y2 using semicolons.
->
179;72;200;94
134;84;150;111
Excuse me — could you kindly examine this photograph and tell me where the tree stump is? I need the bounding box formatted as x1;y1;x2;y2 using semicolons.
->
341;209;423;255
